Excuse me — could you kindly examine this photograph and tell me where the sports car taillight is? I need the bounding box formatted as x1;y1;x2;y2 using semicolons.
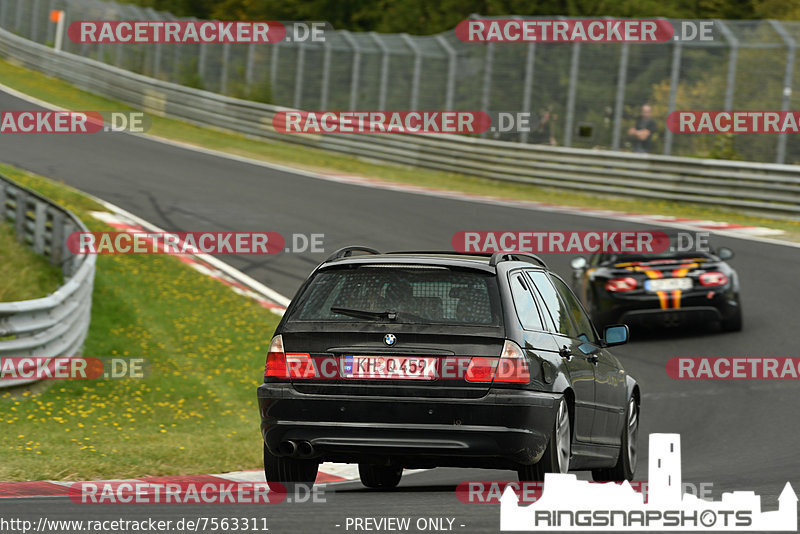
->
265;335;317;378
699;272;729;287
465;340;530;384
605;276;638;292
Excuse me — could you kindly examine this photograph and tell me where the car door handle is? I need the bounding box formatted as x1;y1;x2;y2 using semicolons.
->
559;345;572;359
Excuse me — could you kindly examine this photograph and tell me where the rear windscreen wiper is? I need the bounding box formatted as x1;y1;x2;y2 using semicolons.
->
330;307;398;321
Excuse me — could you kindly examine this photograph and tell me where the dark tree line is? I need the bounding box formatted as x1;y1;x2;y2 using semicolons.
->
110;0;800;34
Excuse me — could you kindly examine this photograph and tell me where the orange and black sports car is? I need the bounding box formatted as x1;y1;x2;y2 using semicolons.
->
570;234;741;332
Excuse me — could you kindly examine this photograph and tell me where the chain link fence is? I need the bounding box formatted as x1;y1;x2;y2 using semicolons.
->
2;0;800;164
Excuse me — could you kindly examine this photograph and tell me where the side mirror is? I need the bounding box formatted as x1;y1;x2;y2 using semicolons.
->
603;324;629;347
717;247;734;261
570;256;588;270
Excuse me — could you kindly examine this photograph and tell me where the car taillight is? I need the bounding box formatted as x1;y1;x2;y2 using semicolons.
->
265;336;317;379
286;353;317;378
605;277;638;292
265;335;288;378
494;340;531;383
465;340;530;384
699;272;728;287
464;357;498;382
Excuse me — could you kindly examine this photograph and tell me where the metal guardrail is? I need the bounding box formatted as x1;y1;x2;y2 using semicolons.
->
0;173;95;388
1;27;799;217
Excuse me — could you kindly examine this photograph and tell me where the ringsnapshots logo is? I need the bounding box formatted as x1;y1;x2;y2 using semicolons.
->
500;434;797;531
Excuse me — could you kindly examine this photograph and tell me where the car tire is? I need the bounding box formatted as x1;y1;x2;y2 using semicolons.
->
592;397;638;482
721;305;742;332
263;443;318;487
358;464;403;489
518;397;571;481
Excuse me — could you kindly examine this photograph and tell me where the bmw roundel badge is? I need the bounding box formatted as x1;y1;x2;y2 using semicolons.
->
384;334;397;346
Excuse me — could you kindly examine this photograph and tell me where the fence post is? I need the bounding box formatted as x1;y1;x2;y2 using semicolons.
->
245;42;255;93
436;34;457;110
270;40;280;100
293;42;305;109
715;20;739;111
663;41;683;155
370;32;390;110
319;39;330;108
14;0;22;33
520;40;536;144
30;0;39;42
0;0;7;29
611;42;629;150
479;42;494;138
341;30;361;109
220;41;230;94
401;33;421;110
770;20;795;164
564;42;580;147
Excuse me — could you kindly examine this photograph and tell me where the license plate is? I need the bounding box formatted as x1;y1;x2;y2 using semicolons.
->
341;356;437;380
644;278;692;291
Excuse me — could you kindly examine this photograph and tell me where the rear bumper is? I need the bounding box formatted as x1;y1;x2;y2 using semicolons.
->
595;289;739;327
257;383;560;468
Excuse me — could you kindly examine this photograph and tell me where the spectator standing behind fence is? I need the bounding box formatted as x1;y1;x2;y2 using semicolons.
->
628;104;656;153
530;107;556;145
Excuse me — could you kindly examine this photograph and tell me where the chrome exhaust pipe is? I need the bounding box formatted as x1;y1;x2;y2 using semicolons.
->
297;440;314;458
278;440;298;456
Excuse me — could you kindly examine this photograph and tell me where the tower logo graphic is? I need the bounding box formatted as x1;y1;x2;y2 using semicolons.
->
500;433;797;531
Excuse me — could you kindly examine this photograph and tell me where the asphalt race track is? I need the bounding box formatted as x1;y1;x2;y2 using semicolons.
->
1;88;799;532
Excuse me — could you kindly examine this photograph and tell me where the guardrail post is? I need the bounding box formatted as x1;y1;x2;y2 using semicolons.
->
769;20;795;164
341;30;361;109
401;33;421;110
663;41;683;155
611;42;630;150
14;189;26;243
293;42;305;109
33;199;46;254
0;184;6;219
564;42;580;147
50;211;64;266
436;34;457;111
61;220;74;276
479;42;494;138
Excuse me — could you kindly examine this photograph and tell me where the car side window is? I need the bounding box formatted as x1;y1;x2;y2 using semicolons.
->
549;275;598;344
527;271;577;338
509;272;545;331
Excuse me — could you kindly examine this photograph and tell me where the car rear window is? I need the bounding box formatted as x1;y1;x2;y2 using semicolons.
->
288;266;502;325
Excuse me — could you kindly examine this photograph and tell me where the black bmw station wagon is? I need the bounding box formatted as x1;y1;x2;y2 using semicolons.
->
257;248;640;488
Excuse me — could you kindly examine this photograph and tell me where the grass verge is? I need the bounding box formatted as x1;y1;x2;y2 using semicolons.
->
1;57;799;240
0;163;280;481
0;221;62;302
